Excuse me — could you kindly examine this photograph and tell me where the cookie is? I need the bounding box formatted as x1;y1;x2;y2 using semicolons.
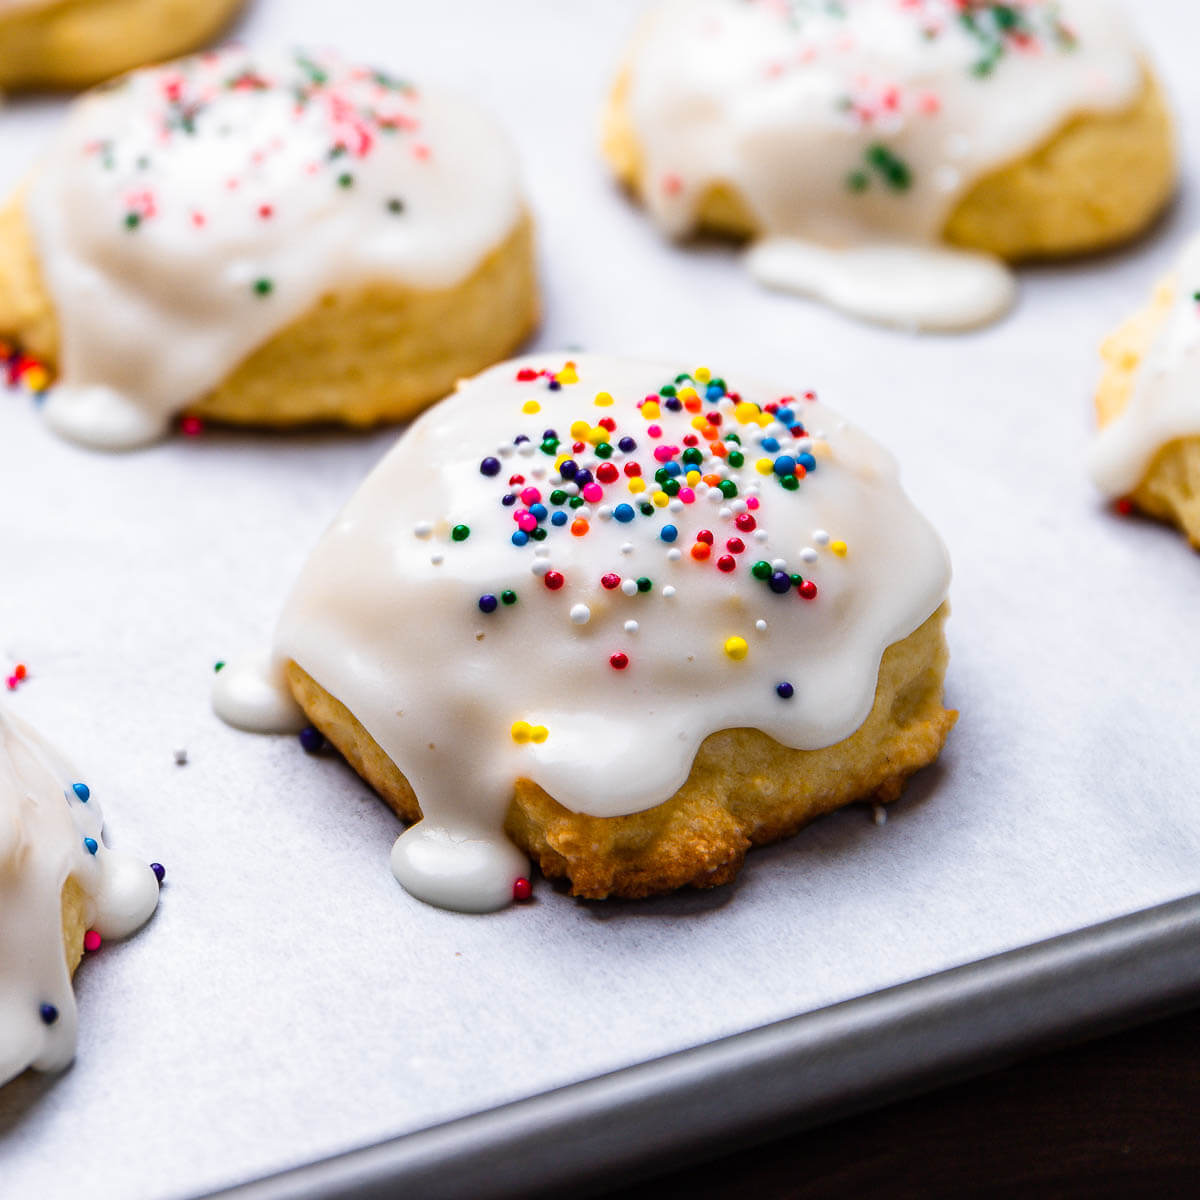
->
0;707;160;1086
0;46;538;449
603;0;1174;330
1089;237;1200;547
214;354;954;912
0;0;242;91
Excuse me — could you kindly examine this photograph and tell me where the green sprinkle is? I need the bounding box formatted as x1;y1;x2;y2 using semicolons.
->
751;561;772;581
253;278;273;297
846;170;870;194
531;527;548;541
728;450;745;468
662;478;681;497
387;197;405;214
337;172;354;188
781;474;800;491
214;660;226;673
549;489;567;505
659;385;677;397
681;447;703;466
124;212;141;230
639;502;655;516
451;524;471;542
718;480;738;499
501;590;518;605
569;496;585;509
594;442;613;459
636;577;652;593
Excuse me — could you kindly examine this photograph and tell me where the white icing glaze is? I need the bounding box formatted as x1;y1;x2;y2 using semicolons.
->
215;353;950;913
1088;236;1200;497
621;0;1143;329
0;706;159;1086
27;46;525;449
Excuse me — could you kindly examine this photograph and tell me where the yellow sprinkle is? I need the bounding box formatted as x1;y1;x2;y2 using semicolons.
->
522;399;540;415
831;540;848;557
642;401;661;420
724;636;749;661
569;419;590;439
23;365;49;392
810;439;832;459
594;391;613;407
651;490;670;507
531;725;549;744
678;386;698;402
690;415;707;431
755;413;773;428
510;721;533;744
686;469;701;485
556;364;578;385
587;426;608;445
734;402;760;424
755;458;774;475
693;366;711;383
628;477;647;494
555;452;573;469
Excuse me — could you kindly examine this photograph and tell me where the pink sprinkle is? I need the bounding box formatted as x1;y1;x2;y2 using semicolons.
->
515;512;538;533
653;445;677;463
746;497;760;511
5;676;16;691
582;483;603;503
647;424;663;438
180;416;204;437
678;488;695;504
83;931;102;953
520;487;542;505
662;173;683;196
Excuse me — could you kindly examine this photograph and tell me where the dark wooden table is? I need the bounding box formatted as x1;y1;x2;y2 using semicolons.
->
610;1006;1200;1198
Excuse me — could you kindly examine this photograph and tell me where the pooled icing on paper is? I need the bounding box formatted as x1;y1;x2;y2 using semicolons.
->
214;354;950;913
0;706;160;1086
621;0;1142;330
26;46;525;450
1089;236;1200;498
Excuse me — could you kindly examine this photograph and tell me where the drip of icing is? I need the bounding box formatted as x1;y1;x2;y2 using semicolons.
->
1088;236;1200;498
28;46;524;450
0;706;159;1086
215;354;950;913
622;0;1142;329
746;237;1015;330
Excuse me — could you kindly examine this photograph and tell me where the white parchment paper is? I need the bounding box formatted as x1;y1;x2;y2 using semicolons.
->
2;2;1199;1197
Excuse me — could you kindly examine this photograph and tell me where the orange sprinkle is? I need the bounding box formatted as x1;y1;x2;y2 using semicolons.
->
690;543;711;561
702;473;721;487
570;519;589;537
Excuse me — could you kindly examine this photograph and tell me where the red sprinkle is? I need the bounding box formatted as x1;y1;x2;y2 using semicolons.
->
623;462;642;478
735;513;757;532
516;368;538;381
1115;498;1135;516
544;571;564;591
601;573;621;590
717;555;736;572
598;417;617;432
609;652;629;670
513;877;533;902
726;538;745;554
596;463;619;484
799;581;818;600
180;415;204;437
695;529;714;545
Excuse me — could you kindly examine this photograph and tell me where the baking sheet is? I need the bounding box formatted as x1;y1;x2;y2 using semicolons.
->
2;1;1199;1198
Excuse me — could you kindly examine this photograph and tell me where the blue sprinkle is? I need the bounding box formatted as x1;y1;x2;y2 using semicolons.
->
530;503;548;520
776;409;795;425
613;504;635;523
618;436;637;452
660;524;678;543
299;726;324;754
72;782;90;803
551;511;567;526
548;379;562;391
663;461;682;477
83;837;98;855
39;1004;58;1026
798;452;816;472
761;437;780;453
478;594;499;614
773;455;796;477
479;456;501;477
511;531;529;547
776;682;795;700
706;384;724;401
769;571;792;594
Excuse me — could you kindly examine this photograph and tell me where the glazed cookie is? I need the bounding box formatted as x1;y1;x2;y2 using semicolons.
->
0;0;242;91
214;354;954;912
0;46;538;449
1088;236;1200;547
604;0;1174;330
1;706;160;1086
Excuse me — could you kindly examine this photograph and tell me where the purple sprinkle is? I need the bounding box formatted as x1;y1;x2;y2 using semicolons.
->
299;726;325;754
150;862;166;884
480;456;501;477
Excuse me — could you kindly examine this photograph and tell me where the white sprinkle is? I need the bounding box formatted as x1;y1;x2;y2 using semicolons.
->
531;464;548;479
549;474;563;486
570;604;591;625
771;557;786;571
413;521;433;539
498;444;514;458
621;578;638;596
173;748;188;766
814;529;831;546
620;542;634;555
597;505;614;521
577;505;593;520
668;498;684;513
706;489;722;505
719;506;732;520
934;164;961;193
800;547;819;564
755;620;767;634
624;620;639;634
430;553;444;566
872;804;888;826
517;441;535;457
795;438;813;453
534;545;550;558
753;529;769;543
731;500;748;515
666;548;682;562
946;132;972;159
564;482;579;497
531;560;551;577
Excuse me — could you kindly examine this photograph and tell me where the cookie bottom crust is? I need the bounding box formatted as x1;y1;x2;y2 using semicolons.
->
285;606;956;901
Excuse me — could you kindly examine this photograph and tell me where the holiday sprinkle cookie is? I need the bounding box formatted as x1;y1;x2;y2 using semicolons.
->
604;0;1174;330
1;705;161;1087
0;46;537;449
1089;236;1200;547
214;354;954;912
0;0;242;92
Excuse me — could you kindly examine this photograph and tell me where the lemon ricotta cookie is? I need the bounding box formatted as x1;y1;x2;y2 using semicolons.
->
1088;236;1200;547
214;354;954;913
0;45;538;449
0;0;242;92
1;705;161;1087
604;0;1174;330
